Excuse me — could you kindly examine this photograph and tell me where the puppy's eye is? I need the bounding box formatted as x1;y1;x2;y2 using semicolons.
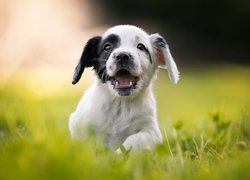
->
104;43;112;51
137;43;146;51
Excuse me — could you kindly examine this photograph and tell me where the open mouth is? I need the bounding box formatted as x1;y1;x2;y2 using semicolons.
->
111;70;139;90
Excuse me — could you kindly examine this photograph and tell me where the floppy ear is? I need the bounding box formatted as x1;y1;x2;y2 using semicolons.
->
72;36;102;84
150;33;179;84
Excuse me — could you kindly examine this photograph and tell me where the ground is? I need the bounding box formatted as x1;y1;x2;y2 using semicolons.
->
0;64;249;180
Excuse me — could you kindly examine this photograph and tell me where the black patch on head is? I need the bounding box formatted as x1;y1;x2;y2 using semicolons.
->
98;34;120;59
93;34;121;83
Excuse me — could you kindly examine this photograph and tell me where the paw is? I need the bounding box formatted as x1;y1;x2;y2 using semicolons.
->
115;148;122;154
115;145;132;155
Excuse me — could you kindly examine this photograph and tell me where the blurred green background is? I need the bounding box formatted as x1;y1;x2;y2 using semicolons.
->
0;0;249;179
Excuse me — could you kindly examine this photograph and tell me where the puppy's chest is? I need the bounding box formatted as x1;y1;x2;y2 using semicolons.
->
94;100;140;136
93;101;142;149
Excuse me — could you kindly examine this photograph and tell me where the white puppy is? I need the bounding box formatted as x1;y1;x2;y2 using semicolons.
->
69;25;179;153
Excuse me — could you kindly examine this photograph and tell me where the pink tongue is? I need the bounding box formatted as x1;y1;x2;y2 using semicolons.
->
115;71;134;88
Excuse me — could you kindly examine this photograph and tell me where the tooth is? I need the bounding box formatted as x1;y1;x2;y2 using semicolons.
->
129;81;133;86
115;81;119;87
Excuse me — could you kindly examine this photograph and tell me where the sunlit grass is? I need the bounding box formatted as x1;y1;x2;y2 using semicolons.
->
0;64;249;179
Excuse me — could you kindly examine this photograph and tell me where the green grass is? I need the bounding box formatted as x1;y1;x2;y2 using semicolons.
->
0;64;249;180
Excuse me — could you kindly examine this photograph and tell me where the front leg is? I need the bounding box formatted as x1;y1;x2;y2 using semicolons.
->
69;111;89;139
69;86;96;139
116;129;162;154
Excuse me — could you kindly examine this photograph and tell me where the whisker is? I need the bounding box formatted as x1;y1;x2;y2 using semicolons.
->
96;65;106;75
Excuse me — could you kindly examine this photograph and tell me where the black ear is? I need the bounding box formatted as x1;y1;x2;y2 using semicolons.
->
72;36;102;84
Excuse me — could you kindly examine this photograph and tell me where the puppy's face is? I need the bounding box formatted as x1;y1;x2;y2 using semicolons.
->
72;25;179;97
100;26;156;96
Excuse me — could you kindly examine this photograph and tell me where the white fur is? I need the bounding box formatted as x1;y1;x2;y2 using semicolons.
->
150;33;179;84
69;25;179;153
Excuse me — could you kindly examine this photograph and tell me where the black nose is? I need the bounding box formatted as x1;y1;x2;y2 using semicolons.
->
115;52;131;62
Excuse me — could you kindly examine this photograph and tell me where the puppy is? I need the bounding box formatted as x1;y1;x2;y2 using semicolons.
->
69;25;179;153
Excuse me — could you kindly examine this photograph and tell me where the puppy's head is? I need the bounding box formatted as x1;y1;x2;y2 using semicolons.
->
72;25;179;96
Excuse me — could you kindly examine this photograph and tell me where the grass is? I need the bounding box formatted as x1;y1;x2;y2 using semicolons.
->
0;64;249;180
